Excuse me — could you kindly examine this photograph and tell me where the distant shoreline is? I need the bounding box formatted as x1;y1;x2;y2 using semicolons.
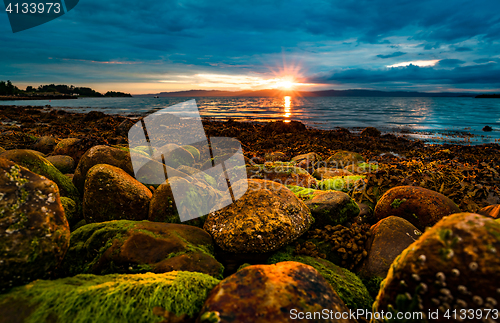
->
0;95;78;101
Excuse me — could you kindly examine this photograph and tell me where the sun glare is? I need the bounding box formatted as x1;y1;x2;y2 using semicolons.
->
276;77;295;90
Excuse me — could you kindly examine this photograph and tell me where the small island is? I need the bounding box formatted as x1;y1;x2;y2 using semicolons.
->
475;94;500;98
0;80;132;100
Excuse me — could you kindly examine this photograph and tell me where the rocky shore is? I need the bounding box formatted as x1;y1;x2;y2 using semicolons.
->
0;104;499;323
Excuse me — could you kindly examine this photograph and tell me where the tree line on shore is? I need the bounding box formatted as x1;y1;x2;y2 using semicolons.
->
0;80;132;97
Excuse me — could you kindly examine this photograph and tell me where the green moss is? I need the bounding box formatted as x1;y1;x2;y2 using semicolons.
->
317;175;365;192
183;145;200;161
268;252;373;311
359;275;384;300
0;272;220;323
286;185;317;200
390;198;406;209
237;263;252;271
357;162;378;172
60;196;78;226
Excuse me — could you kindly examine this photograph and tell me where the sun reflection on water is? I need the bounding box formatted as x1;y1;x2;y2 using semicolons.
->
284;96;291;122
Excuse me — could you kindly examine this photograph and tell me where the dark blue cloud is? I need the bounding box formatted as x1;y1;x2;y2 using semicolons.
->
435;59;465;68
377;51;407;59
311;62;500;86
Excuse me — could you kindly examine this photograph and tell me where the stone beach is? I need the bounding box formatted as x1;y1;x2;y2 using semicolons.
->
0;104;499;322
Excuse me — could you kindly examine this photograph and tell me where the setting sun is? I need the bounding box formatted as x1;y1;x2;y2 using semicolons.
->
277;79;294;90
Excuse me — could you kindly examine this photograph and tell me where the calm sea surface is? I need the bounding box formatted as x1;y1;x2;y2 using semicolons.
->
2;96;500;144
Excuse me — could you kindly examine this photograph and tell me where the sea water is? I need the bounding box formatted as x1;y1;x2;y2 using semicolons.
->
2;96;499;144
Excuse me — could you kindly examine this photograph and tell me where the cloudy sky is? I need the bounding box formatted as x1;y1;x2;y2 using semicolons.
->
1;0;500;94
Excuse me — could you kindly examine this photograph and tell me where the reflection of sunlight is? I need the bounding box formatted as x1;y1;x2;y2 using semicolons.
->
284;96;292;120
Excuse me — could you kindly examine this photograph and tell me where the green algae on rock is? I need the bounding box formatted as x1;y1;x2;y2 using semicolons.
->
197;262;356;323
0;158;70;292
0;271;220;323
305;190;360;227
204;179;313;253
0;149;80;203
59;220;224;279
60;196;81;228
148;176;219;228
267;251;373;311
317;175;366;193
374;186;460;231
373;213;500;322
83;164;152;223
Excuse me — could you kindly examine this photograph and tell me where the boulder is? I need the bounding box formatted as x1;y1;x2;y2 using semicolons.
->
0;149;80;203
0;272;219;323
148;176;220;227
46;155;75;174
73;145;135;193
83;164;152;223
0;158;70;291
197;262;356;323
359;216;422;279
32;135;57;154
325;151;365;168
292;152;322;170
305;191;360;227
267;252;373;311
264;151;288;162
312;167;353;180
374;186;461;231
153;143;195;169
60;220;224;279
247;164;317;188
204;179;313;253
373;213;500;322
478;204;500;219
53;138;81;160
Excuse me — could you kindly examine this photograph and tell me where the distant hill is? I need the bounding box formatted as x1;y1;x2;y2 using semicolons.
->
136;89;478;98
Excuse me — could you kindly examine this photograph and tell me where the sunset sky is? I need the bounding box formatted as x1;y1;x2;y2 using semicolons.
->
1;0;500;94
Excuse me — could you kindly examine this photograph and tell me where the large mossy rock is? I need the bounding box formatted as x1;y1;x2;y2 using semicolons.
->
374;186;460;231
45;155;75;174
197;262;356;323
148;176;220;228
267;251;373;311
304;190;360;227
359;216;422;279
0;158;70;292
60;220;223;279
0;272;220;323
204;179;313;253
73;145;136;194
83;164;152;223
373;213;500;322
0;149;80;203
